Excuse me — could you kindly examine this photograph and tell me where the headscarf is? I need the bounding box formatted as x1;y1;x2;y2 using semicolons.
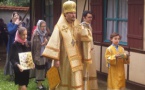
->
36;20;47;55
14;30;26;45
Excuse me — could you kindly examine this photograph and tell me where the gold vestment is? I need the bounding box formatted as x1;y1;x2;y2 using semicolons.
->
81;22;98;90
105;45;130;90
42;14;83;90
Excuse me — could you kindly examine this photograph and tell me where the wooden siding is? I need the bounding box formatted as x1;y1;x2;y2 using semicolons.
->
128;0;144;49
91;0;103;42
53;0;61;25
34;0;45;24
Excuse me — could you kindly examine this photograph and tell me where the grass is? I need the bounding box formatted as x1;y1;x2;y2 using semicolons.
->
0;69;49;90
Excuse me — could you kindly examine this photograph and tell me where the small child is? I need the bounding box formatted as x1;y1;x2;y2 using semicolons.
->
9;27;33;90
105;32;130;90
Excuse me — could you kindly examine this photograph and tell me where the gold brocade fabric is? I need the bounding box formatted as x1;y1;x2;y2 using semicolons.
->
81;22;92;42
57;14;83;72
105;45;130;90
81;22;98;90
43;14;83;90
46;67;60;90
81;22;93;64
63;1;76;13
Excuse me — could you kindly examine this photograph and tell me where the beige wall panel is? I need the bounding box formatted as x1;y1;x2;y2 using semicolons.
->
94;45;101;71
129;52;145;85
85;0;89;11
77;0;89;22
124;50;129;79
101;47;108;73
144;0;145;50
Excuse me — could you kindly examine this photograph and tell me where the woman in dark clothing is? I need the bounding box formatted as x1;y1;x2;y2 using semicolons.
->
9;27;33;90
0;18;8;46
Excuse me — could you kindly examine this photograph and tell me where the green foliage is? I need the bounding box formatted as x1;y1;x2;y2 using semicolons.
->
0;0;30;7
0;69;49;90
0;0;5;2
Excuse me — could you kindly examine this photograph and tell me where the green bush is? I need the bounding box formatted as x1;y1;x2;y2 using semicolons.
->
0;69;49;90
0;0;30;7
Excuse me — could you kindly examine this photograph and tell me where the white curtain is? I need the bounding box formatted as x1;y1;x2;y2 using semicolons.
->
118;0;128;42
106;0;116;40
107;21;116;40
106;0;128;42
107;0;116;18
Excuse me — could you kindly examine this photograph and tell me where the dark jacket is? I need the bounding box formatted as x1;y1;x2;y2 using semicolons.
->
9;41;31;72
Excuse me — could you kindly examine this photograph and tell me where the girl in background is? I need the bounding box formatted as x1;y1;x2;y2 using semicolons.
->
9;27;32;90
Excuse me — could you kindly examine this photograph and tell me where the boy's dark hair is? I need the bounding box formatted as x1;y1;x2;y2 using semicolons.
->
82;10;92;18
110;32;122;40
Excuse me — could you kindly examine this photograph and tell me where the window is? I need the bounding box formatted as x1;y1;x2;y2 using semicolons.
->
45;0;53;32
104;0;128;45
91;0;143;49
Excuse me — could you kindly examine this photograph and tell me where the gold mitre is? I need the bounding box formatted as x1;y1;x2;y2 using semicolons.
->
63;0;76;13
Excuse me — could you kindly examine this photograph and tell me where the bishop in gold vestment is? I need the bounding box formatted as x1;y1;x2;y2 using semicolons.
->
105;45;130;90
42;1;84;90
